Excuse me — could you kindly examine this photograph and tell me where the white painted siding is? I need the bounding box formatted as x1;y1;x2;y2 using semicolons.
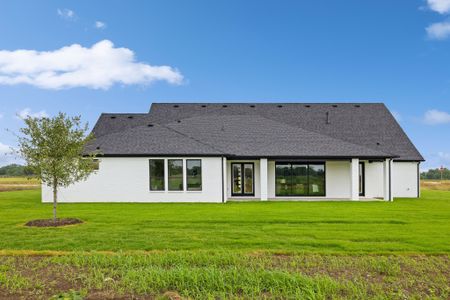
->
392;161;418;198
42;157;224;203
364;161;384;198
42;157;419;202
325;161;351;198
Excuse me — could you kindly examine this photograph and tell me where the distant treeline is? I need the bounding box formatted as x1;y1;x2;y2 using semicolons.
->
421;168;450;180
0;164;35;177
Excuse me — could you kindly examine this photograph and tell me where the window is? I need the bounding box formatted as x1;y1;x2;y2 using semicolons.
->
168;159;183;191
186;159;202;191
149;159;165;191
275;162;325;196
89;159;100;171
291;164;308;196
308;164;325;196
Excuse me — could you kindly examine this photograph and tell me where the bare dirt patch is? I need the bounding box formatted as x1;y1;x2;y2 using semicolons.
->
24;218;83;227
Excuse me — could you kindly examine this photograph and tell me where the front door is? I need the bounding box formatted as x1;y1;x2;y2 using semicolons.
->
231;163;254;196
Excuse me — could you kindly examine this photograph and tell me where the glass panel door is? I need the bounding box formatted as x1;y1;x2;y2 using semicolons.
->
275;163;291;196
291;164;308;196
232;164;242;195
308;164;325;196
232;163;254;196
243;164;254;194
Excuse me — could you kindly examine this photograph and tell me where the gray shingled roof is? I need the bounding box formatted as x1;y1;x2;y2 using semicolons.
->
87;103;424;161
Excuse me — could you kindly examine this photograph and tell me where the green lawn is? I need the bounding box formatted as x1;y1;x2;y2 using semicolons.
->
0;189;449;299
0;189;449;253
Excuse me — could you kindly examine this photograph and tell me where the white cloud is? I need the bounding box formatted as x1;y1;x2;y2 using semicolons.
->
426;21;450;39
427;0;450;14
424;109;450;124
0;40;183;90
57;8;75;20
95;21;106;29
16;108;48;120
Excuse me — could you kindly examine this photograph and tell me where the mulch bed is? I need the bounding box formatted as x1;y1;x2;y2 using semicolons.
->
25;218;83;227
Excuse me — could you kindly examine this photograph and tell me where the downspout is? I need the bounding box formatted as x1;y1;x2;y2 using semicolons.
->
417;162;420;198
221;156;224;203
389;159;392;201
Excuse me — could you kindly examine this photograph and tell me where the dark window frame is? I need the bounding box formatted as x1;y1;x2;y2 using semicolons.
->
275;162;326;197
91;159;100;171
149;159;165;191
359;162;365;197
168;159;184;191
186;159;202;191
231;162;255;197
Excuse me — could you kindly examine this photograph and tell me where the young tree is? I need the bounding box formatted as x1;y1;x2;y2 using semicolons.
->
18;113;97;222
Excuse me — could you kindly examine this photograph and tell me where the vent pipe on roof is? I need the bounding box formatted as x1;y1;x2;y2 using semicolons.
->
326;111;330;124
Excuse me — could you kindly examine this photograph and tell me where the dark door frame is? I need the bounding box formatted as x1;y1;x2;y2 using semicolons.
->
231;162;255;196
359;162;365;197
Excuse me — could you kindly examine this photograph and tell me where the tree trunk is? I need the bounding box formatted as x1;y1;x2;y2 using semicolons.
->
52;179;57;222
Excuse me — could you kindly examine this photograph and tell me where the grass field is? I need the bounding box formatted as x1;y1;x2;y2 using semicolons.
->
0;189;449;253
0;252;448;299
0;177;40;192
0;179;449;299
421;179;450;191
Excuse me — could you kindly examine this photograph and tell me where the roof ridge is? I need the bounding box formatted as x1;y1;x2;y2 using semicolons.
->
166;114;395;158
100;113;149;115
250;115;396;157
151;102;385;105
90;123;225;154
247;113;395;157
156;123;227;155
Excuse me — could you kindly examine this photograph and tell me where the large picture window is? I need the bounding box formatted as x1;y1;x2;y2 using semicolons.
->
168;159;183;191
186;159;202;191
275;162;325;196
149;159;165;191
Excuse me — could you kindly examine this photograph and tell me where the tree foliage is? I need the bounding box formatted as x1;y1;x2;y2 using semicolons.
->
18;112;97;220
421;168;450;180
0;164;35;176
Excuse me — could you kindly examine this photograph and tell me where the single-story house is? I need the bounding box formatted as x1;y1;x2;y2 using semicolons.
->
42;103;424;203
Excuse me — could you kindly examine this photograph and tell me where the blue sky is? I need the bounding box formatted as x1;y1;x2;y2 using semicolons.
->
0;0;450;170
